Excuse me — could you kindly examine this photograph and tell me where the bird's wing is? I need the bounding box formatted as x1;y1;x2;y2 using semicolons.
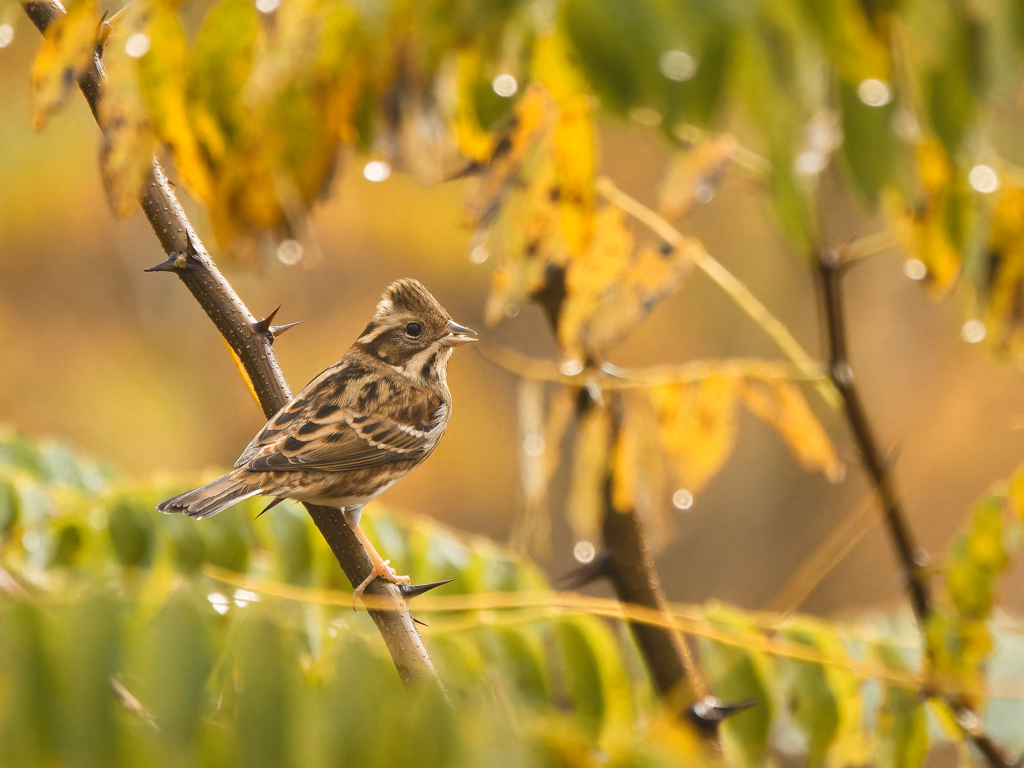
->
235;368;448;473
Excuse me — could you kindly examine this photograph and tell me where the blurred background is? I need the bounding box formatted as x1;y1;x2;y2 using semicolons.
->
3;21;1024;626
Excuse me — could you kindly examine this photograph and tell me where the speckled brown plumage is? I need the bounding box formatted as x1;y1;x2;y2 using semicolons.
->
157;278;477;603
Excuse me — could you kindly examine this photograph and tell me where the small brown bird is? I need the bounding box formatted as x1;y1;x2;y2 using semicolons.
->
158;278;477;604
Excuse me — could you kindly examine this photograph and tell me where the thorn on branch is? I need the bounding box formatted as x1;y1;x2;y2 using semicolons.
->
411;616;429;628
556;550;615;590
684;697;759;736
270;320;303;339
252;306;281;335
398;579;455;601
143;252;185;273
183;229;200;260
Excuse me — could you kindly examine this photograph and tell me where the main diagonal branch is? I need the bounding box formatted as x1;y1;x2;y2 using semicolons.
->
22;0;444;691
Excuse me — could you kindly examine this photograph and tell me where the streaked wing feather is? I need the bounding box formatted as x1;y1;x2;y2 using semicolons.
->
240;380;447;473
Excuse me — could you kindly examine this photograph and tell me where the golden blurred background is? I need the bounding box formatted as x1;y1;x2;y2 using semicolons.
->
4;26;1024;621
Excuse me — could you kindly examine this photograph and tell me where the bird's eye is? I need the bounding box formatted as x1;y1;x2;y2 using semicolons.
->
405;322;422;337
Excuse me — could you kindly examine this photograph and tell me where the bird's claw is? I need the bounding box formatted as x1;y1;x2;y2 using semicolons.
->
352;559;411;612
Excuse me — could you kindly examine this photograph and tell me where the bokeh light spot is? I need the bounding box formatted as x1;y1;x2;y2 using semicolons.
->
857;79;891;107
276;239;303;265
903;259;927;280
363;160;391;182
969;164;999;194
672;489;693;510
659;49;697;82
492;74;518;98
573;540;596;563
961;319;986;344
125;33;151;58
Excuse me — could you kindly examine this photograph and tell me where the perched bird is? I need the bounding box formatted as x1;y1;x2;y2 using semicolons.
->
157;278;478;605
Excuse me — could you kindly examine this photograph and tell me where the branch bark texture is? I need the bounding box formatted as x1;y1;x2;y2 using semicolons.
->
23;0;445;691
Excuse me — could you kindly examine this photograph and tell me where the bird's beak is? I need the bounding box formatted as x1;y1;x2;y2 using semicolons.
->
440;320;479;347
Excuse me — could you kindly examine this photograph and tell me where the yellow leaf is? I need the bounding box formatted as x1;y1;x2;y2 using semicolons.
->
585;244;694;353
98;5;158;217
565;404;611;540
29;0;101;129
739;379;843;481
534;33;595;257
559;207;633;359
804;0;890;84
610;398;673;550
883;141;964;295
649;377;739;493
465;86;551;226
550;105;596;256
475;36;597;324
512;382;574;555
137;7;215;206
982;186;1024;360
484;152;570;325
658;135;737;221
453;46;495;163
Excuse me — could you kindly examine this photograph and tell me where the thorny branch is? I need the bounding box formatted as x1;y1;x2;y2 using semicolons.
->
22;0;446;692
818;250;1016;768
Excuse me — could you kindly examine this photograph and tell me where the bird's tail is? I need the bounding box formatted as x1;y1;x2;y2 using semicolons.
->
157;471;263;520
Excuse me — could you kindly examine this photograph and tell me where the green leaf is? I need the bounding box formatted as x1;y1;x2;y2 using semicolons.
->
838;78;895;206
108;498;156;568
927;493;1010;705
148;589;213;750
269;503;313;586
794;0;889;83
923;7;984;156
235;613;290;768
60;591;121;768
875;643;928;768
561;0;666;114
699;606;774;767
201;506;252;573
0;479;16;532
321;634;405;766
554;615;634;748
166;513;206;574
0;600;58;766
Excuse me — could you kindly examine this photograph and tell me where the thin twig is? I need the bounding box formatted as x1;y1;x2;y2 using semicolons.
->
818;251;1017;767
839;229;901;264
765;494;880;613
203;566;932;691
818;255;930;621
596;176;841;411
21;0;445;693
479;345;826;388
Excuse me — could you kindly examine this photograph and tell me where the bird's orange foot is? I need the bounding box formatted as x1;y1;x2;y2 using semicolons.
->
352;559;411;611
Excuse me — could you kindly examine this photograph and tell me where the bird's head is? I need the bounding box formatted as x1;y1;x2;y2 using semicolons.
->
356;278;477;381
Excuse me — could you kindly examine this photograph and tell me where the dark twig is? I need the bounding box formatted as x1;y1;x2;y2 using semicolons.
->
818;252;930;622
22;0;446;693
818;250;1017;767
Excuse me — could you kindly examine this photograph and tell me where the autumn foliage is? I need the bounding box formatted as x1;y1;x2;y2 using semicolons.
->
5;0;1024;764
